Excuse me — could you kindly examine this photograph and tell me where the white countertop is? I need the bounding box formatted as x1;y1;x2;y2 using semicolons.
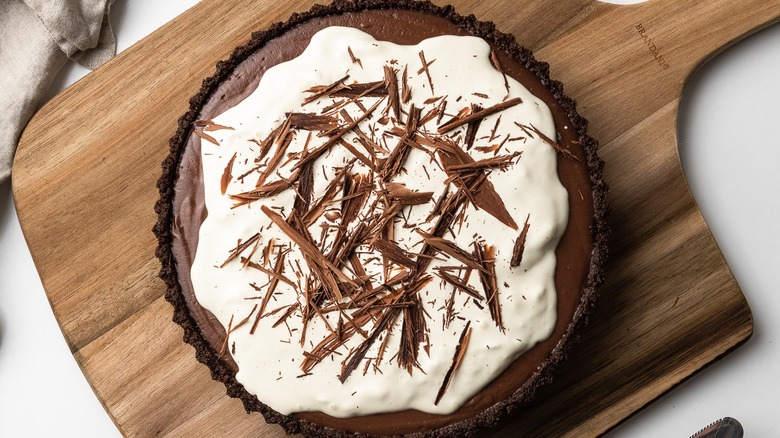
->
1;1;778;436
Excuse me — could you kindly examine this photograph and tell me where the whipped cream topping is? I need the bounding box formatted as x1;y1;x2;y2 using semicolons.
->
190;27;568;417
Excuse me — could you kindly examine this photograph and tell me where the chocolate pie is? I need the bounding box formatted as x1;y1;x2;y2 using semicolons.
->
154;1;608;436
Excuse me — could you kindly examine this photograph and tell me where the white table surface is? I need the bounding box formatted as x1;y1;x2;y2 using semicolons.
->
1;1;778;436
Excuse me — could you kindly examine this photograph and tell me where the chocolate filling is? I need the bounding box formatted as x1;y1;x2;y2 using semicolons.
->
155;1;608;437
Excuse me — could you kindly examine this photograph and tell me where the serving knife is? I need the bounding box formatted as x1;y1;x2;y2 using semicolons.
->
690;417;743;438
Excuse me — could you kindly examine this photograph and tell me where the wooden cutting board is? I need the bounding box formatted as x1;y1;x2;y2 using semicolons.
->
13;0;778;436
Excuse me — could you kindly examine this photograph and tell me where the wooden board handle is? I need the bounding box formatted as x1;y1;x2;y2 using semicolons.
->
627;0;780;80
511;0;780;147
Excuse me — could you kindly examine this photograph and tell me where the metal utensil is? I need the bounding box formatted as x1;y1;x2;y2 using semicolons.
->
690;417;744;438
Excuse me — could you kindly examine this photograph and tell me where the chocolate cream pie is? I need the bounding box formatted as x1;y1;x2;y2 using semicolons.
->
154;0;608;436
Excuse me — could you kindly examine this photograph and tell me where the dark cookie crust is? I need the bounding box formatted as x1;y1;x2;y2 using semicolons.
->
154;0;608;436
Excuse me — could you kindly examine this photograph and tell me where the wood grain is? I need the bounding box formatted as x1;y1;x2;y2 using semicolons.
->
12;0;779;436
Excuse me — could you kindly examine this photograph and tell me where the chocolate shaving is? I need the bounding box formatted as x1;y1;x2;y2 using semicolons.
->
415;188;469;275
464;104;483;150
348;252;372;291
354;99;368;114
413;132;459;155
381;103;421;180
418;96;447;126
340;111;384;159
474;242;503;331
340;173;372;227
401;65;411;103
197;120;235;132
332;81;387;98
255;115;294;188
425;187;449;223
240;238;262;270
347;46;362;68
320;81;387;116
303;162;352;226
293;162;314;214
383;66;401;120
517;122;580;161
324;211;341;221
437;99;448;124
416;230;484;271
229;171;298;207
398;291;427;374
510;214;531;268
234;304;259;333
235;163;262;183
339;304;402;382
489;49;511;96
371;238;417;268
288;112;339;131
193;129;220;146
337;139;375;170
438;97;522;134
474;143;501;154
220;304;260;356
271;303;299;328
438;106;472;131
220;152;237;195
374;328;392;370
385;182;433;206
436;268;482;301
444;151;521;172
251;124;283;166
436;141;518;230
489;115;502;142
303;74;350;104
494;133;511;155
220;233;261;268
417;50;435;95
255;247;289;329
434;320;472;405
218;315;235;358
242;258;297;288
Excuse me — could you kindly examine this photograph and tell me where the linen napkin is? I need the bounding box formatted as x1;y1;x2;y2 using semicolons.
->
0;0;114;186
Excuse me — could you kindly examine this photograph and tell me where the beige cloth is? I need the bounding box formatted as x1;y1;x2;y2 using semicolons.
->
0;0;114;185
